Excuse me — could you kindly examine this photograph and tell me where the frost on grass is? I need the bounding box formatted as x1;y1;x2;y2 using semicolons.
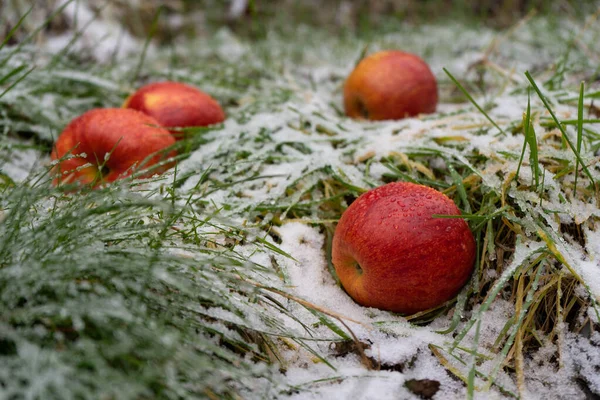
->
2;14;600;400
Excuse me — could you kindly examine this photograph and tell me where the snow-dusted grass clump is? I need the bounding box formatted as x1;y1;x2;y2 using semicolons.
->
1;9;600;400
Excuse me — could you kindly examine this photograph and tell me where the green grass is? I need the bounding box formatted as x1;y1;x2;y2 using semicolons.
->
1;4;600;399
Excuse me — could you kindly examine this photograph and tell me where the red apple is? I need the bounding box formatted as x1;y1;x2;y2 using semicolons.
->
332;182;475;314
343;50;438;120
51;108;176;186
123;81;225;140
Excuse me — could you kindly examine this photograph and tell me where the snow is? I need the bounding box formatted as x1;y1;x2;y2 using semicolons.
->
565;331;600;395
582;227;600;301
44;2;142;63
524;339;582;399
0;138;43;183
213;28;248;63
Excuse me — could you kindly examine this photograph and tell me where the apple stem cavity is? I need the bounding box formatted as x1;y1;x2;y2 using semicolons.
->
356;98;369;119
99;165;110;178
354;261;363;275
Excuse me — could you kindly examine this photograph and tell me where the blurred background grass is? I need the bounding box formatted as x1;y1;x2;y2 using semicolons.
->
3;0;600;45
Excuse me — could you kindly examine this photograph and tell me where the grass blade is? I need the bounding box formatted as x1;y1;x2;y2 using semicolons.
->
0;4;33;51
0;66;35;100
443;67;504;135
515;88;530;183
0;0;75;68
132;5;163;82
0;64;27;86
524;93;540;188
524;71;595;187
574;81;584;194
48;1;111;66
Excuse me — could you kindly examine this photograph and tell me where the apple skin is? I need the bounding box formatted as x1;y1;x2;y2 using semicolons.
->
343;50;438;121
123;81;225;140
51;108;176;186
332;182;475;314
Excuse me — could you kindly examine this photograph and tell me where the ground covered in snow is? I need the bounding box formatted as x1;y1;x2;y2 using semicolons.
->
1;6;600;400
